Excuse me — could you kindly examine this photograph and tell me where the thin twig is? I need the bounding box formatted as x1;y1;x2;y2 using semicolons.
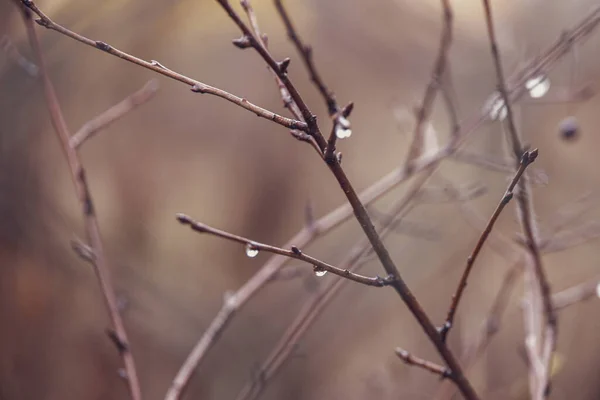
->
21;0;306;132
19;6;142;400
70;79;159;148
440;149;538;342
274;0;339;116
216;0;327;150
176;213;392;287
405;0;453;172
395;348;451;379
481;2;557;397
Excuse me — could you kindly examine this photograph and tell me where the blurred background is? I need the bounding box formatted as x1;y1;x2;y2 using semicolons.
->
2;0;600;399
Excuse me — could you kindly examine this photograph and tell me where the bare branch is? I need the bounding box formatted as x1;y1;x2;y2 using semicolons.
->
176;213;392;287
440;149;538;342
70;79;159;148
274;0;339;115
21;0;306;132
19;6;142;400
481;1;557;397
404;0;453;172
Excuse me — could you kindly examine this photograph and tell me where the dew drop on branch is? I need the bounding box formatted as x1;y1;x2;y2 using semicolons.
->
245;244;259;258
314;266;327;277
335;116;352;139
526;75;550;98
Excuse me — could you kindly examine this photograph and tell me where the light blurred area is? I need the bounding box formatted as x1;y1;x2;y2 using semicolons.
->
2;0;600;399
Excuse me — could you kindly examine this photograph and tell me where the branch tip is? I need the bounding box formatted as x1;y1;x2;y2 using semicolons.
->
278;57;291;74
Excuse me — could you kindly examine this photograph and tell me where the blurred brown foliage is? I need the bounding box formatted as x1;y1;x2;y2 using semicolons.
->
2;0;600;399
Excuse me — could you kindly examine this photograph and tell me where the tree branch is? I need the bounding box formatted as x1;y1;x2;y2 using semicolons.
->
481;3;557;397
19;6;142;400
440;149;537;342
176;213;392;287
70;79;159;148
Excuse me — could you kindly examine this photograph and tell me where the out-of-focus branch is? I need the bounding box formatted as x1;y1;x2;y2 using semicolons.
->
552;277;600;311
481;1;557;398
404;0;453;172
70;79;159;148
440;149;538;342
19;6;142;400
176;213;392;287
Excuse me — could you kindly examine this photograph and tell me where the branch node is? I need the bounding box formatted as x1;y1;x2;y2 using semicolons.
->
106;329;129;354
278;57;291;74
190;83;206;94
232;35;252;49
95;41;111;52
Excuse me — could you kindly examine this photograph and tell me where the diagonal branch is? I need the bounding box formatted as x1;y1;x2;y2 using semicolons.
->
405;0;453;172
481;2;557;398
395;348;452;379
21;0;306;132
273;0;339;116
70;79;159;148
440;149;538;342
176;213;392;287
19;6;142;400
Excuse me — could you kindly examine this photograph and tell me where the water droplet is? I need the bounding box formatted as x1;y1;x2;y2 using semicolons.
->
245;244;259;258
335;116;352;139
335;126;352;139
526;75;550;98
314;266;327;277
483;93;507;121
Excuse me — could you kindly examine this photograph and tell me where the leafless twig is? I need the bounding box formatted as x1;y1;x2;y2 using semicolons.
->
69;79;159;148
482;3;557;397
440;149;538;342
176;213;392;287
19;5;142;400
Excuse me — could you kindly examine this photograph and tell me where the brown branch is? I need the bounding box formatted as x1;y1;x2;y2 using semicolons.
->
440;149;538;342
405;0;453;172
176;213;391;287
481;1;557;398
274;0;339;116
21;0;306;132
69;79;159;148
19;6;142;400
216;0;327;150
